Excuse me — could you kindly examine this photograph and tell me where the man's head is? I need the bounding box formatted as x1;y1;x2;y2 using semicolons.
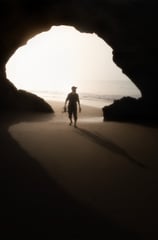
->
71;86;77;92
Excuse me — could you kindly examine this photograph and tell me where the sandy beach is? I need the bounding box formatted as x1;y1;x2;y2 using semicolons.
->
1;100;158;238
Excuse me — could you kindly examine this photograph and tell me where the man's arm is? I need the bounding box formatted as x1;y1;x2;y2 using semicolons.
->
77;95;81;112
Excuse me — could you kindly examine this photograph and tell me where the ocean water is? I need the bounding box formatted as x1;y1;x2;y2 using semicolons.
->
31;90;141;108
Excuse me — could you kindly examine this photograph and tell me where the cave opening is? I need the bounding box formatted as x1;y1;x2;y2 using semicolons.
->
6;25;141;107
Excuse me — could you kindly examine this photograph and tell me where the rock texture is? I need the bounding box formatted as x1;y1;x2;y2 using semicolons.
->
0;78;53;112
0;0;157;118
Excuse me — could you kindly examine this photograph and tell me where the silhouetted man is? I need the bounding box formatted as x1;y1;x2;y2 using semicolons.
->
64;86;81;128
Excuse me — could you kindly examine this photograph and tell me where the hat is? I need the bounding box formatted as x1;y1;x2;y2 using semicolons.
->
71;86;77;89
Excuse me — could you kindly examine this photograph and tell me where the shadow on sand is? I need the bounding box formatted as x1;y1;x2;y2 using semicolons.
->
0;113;142;239
76;127;146;169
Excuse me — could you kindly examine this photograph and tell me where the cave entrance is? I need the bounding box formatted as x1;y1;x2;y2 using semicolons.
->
6;25;141;107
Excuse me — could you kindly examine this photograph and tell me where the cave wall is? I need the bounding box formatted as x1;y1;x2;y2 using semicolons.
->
0;0;158;114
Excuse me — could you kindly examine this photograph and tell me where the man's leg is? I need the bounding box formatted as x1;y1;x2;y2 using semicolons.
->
73;110;77;128
68;111;73;125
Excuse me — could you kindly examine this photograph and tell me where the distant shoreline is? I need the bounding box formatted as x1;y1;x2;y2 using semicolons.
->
29;90;141;109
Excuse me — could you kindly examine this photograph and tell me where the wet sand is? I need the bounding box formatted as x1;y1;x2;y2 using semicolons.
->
1;101;158;238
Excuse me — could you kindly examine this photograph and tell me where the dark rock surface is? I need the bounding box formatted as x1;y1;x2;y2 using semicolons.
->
16;89;54;113
0;0;157;118
103;97;158;122
0;79;53;113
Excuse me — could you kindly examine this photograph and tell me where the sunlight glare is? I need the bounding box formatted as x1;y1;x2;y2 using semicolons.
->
6;25;140;96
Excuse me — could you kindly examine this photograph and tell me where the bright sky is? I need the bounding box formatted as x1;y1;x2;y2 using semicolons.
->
6;25;140;96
